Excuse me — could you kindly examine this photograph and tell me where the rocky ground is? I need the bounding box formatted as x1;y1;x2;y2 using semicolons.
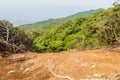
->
0;49;120;80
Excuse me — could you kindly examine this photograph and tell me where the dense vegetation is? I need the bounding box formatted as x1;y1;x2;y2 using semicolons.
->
0;21;33;53
32;5;120;52
18;9;104;32
0;5;120;53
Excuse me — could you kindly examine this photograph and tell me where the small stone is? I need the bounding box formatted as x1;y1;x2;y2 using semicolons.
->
0;56;2;59
23;68;30;73
91;64;96;68
93;73;102;77
81;63;87;66
90;78;104;80
7;70;15;75
20;67;24;71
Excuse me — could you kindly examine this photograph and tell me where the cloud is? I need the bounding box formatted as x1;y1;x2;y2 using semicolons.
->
0;0;115;25
0;0;114;7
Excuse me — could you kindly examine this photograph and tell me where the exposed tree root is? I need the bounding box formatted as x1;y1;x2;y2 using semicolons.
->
48;65;74;80
110;69;120;80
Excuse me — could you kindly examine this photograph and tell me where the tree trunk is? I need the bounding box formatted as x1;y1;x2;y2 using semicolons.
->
6;27;9;42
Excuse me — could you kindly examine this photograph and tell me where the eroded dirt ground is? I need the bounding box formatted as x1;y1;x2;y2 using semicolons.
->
0;49;120;80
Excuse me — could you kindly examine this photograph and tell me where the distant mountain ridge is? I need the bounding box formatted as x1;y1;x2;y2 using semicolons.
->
18;8;104;32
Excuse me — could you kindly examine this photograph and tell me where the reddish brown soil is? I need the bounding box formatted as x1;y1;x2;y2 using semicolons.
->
0;49;120;80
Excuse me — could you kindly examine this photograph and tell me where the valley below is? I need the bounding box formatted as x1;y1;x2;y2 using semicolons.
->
0;49;120;80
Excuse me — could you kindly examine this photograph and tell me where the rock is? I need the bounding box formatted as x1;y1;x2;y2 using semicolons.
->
20;67;24;71
91;64;96;68
90;78;105;80
93;73;102;77
7;70;15;75
81;63;87;66
23;68;30;73
0;56;2;59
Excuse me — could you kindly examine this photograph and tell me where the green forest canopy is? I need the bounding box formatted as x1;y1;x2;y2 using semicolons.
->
0;5;120;53
18;9;104;32
32;5;120;52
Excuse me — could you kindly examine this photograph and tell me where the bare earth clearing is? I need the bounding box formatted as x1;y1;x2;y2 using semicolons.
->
0;49;120;80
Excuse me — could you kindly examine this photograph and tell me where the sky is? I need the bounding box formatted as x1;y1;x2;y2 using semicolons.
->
0;0;115;26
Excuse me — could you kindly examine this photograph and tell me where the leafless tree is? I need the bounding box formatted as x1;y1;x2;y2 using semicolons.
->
0;20;13;42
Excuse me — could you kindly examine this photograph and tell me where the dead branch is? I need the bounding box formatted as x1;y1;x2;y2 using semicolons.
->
110;69;120;80
0;39;25;53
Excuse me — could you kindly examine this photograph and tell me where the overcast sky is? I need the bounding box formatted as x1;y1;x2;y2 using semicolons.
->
0;0;115;25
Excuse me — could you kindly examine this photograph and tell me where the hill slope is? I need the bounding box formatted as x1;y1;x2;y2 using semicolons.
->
32;5;120;52
18;8;104;32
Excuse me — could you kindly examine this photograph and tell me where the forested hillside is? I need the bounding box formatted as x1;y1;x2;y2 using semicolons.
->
0;21;33;53
32;5;120;52
18;9;104;32
0;5;120;53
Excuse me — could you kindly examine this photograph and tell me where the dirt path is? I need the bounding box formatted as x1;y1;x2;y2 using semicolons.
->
0;49;120;80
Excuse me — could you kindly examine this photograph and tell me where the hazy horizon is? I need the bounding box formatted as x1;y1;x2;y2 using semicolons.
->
0;0;115;26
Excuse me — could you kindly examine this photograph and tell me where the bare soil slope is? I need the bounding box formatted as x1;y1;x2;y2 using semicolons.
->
0;49;120;80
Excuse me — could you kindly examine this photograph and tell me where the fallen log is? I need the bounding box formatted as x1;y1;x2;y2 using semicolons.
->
0;40;25;53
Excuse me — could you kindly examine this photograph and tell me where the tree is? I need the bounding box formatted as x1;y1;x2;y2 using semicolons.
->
0;20;32;53
0;20;13;42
